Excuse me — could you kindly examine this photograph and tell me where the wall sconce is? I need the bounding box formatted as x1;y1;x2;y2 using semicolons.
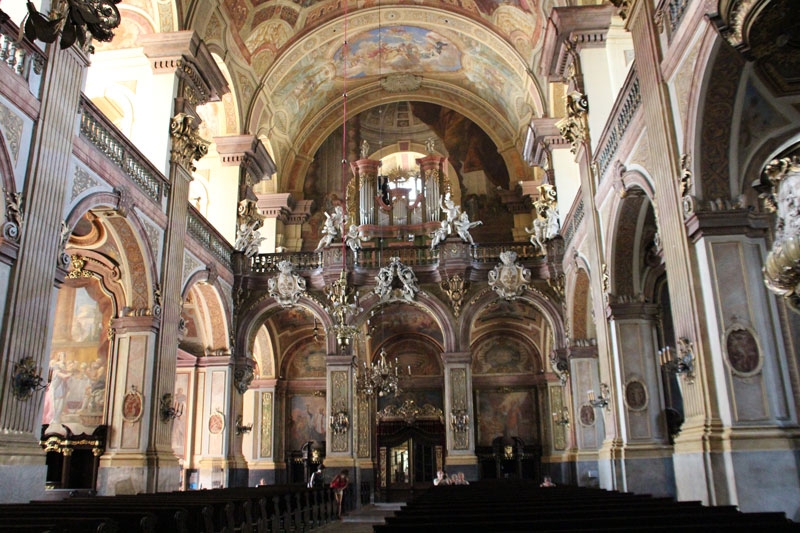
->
450;408;470;433
160;393;184;422
11;356;46;401
552;407;570;426
235;415;253;435
588;383;610;410
659;337;695;383
329;410;350;435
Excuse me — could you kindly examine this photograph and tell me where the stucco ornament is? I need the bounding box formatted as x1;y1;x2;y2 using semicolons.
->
758;157;800;312
268;260;307;308
525;184;560;256
374;257;419;302
488;250;532;300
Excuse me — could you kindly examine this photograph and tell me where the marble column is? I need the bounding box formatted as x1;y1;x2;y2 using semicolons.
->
541;5;623;490
442;352;478;479
195;355;233;489
0;43;89;503
97;316;160;495
325;355;356;466
568;344;603;487
138;31;228;492
606;300;673;497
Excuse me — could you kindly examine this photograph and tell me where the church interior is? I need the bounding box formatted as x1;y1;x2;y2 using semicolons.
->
0;0;799;524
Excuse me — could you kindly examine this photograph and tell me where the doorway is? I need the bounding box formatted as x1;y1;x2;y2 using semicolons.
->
377;419;444;502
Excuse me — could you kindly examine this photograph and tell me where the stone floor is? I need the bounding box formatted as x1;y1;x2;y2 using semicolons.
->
313;503;403;532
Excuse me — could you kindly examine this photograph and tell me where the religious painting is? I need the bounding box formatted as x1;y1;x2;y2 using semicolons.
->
335;26;462;79
477;299;537;323
475;390;535;446
286;342;327;379
725;325;761;376
209;412;225;435
624;379;648;411
378;304;443;345
472;336;534;375
579;404;595;427
121;386;143;423
44;281;111;434
287;395;326;452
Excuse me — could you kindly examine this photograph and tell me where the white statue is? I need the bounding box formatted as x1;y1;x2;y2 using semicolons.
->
344;224;365;261
440;192;460;230
453;211;482;245
430;220;449;250
316;206;347;250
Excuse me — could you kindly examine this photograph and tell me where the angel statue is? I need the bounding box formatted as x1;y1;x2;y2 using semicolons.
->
344;224;366;262
453;211;482;245
316;206;347;251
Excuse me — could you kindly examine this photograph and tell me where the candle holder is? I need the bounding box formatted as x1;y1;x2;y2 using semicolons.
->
659;337;695;383
450;408;470;433
11;356;46;401
235;415;253;435
588;383;610;410
160;393;184;422
552;406;570;426
329;410;350;435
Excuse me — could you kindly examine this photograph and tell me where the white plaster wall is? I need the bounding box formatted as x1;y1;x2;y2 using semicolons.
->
552;149;581;229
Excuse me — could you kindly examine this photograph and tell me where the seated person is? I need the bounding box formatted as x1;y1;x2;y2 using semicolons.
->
540;475;556;487
433;470;450;486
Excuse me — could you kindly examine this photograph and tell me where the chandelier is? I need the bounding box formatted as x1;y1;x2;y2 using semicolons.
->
323;270;361;351
356;348;401;398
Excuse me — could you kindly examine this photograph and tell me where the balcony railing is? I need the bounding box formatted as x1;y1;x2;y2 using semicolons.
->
357;245;439;269
78;96;169;205
250;251;323;274
187;207;233;269
594;65;642;182
0;17;45;96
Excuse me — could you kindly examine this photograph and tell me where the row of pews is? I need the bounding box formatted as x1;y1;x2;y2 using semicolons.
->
375;480;800;532
1;485;337;533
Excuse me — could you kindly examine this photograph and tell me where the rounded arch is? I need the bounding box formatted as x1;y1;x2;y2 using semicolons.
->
356;290;457;353
605;189;657;299
569;267;592;342
182;269;233;352
65;193;158;313
461;287;567;351
252;7;543;182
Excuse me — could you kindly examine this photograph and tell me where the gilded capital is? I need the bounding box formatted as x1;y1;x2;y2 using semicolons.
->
169;113;210;172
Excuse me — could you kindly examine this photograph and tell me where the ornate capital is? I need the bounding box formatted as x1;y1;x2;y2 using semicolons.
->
169;113;209;172
556;91;589;153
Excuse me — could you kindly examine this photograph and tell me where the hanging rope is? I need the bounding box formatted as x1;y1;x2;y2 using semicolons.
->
340;0;349;272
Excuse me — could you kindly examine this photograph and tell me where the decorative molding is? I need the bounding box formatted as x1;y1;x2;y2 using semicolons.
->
169;113;209;172
487;250;531;300
268;260;307;307
373;257;420;302
380;73;422;93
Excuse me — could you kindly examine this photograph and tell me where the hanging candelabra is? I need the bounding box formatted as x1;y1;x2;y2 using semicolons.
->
355;348;402;398
323;270;361;352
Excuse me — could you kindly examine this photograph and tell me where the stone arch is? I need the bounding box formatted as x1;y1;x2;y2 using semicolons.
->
570;267;592;341
606;189;657;300
462;287;567;355
182;273;232;354
65;193;157;314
